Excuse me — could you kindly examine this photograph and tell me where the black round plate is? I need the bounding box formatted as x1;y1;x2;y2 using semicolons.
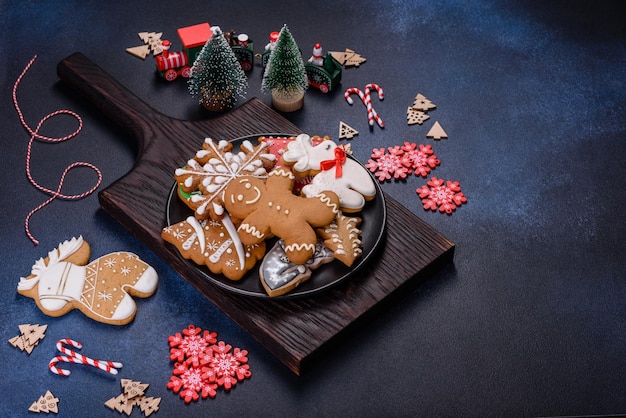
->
165;134;387;298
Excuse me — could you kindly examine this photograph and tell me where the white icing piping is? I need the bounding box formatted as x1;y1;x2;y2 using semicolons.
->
185;216;205;253
221;213;246;270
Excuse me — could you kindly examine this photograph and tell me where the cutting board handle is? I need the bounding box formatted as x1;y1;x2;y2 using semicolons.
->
57;52;162;141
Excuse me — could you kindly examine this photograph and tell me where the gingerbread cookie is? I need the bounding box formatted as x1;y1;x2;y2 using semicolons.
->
259;239;335;297
17;236;158;325
223;168;340;265
175;138;276;221
161;213;266;281
317;213;363;267
281;134;376;213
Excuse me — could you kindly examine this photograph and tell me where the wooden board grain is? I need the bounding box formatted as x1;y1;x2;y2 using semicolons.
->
57;52;455;375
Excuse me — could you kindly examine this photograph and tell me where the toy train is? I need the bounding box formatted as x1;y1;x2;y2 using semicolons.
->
156;24;341;93
156;22;253;81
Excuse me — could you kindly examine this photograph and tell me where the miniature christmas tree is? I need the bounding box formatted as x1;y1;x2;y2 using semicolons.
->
188;26;248;112
261;24;308;112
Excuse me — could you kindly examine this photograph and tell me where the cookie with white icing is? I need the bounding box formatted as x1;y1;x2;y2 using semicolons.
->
281;134;376;213
175;137;276;221
17;236;158;326
161;212;266;281
259;239;334;297
317;213;363;267
223;168;340;265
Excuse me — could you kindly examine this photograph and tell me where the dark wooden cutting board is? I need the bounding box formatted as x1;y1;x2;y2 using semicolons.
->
57;52;455;375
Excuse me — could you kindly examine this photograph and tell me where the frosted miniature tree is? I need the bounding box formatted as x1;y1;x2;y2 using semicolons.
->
261;24;308;112
188;26;248;112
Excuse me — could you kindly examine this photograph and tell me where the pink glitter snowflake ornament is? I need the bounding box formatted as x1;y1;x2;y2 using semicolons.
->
400;142;440;178
167;325;251;403
416;177;467;214
366;146;410;181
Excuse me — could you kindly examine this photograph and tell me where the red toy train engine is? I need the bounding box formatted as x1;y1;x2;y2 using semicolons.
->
155;40;191;81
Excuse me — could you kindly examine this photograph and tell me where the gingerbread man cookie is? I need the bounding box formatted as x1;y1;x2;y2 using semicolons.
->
223;168;340;265
17;236;158;325
281;134;376;213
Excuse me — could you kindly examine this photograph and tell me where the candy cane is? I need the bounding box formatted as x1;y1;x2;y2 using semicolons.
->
344;85;385;128
364;83;385;128
344;87;364;105
48;338;122;377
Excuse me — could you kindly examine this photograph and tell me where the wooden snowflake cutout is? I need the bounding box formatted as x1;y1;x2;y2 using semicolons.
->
427;121;448;140
407;107;430;125
416;176;467;214
338;121;359;139
175;138;276;221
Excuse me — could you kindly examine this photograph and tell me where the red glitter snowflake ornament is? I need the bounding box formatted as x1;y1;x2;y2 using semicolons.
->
365;146;410;181
400;142;440;178
416;177;467;214
167;325;251;403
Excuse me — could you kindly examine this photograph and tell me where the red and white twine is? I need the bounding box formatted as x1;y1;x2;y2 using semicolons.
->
344;83;385;128
49;338;122;377
12;55;102;245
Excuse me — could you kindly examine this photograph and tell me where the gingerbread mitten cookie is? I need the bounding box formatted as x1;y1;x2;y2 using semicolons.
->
17;236;158;325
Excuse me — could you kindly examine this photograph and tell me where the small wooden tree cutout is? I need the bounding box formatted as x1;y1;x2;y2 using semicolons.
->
125;45;151;59
121;379;150;399
407;107;430;125
105;379;160;417
104;394;133;415
427;121;448;140
329;48;367;67
8;323;47;354
127;32;163;60
411;93;437;111
28;391;59;414
339;121;359;139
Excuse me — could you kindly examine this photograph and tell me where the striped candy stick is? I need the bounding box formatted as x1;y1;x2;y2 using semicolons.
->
364;83;385;128
345;87;377;126
49;338;123;376
344;87;365;105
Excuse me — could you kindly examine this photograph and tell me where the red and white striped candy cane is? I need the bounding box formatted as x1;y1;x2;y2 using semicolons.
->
345;87;377;126
364;83;385;128
48;338;123;377
344;87;364;105
345;85;385;128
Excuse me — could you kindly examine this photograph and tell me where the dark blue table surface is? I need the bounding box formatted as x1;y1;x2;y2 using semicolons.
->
2;1;625;416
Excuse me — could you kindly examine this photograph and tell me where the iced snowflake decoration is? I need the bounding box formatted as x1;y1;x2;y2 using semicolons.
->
175;138;276;220
167;324;251;403
366;142;439;182
416;176;467;214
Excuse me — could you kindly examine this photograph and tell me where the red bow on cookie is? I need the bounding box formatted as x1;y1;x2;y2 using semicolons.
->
319;147;346;178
